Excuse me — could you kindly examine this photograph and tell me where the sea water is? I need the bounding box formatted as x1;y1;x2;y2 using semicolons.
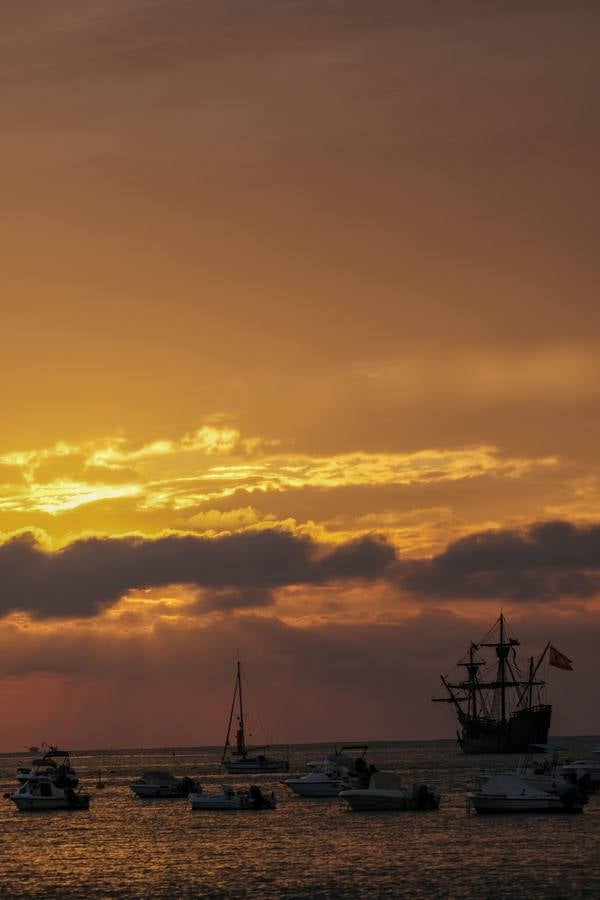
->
1;737;599;899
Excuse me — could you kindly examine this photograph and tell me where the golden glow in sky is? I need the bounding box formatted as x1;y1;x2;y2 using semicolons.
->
1;0;600;749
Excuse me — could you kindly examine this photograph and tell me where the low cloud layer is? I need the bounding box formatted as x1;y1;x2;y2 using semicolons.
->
0;529;395;618
399;520;600;601
2;519;600;620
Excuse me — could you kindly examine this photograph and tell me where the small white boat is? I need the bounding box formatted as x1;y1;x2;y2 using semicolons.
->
283;764;353;798
130;770;200;798
561;749;600;793
480;745;577;795
466;772;586;814
189;785;276;810
221;659;289;774
283;745;372;798
339;772;440;811
8;775;90;811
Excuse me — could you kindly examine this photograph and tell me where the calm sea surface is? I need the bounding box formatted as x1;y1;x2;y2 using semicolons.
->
1;737;599;899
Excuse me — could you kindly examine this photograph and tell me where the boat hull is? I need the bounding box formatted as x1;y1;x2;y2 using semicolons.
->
130;784;189;798
223;759;289;774
459;705;552;754
339;789;439;812
11;794;90;811
283;778;346;798
189;790;276;810
467;793;582;814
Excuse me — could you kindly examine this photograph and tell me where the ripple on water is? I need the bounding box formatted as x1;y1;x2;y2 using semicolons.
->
1;739;600;898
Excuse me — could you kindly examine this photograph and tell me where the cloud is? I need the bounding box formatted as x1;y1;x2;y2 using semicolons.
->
398;520;600;602
199;586;275;613
3;519;600;620
0;427;558;523
0;529;396;619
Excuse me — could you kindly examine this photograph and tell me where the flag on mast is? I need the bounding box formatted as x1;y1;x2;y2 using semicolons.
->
549;645;573;671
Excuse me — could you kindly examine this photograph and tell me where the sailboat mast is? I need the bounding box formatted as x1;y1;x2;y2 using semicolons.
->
237;658;245;750
222;664;239;762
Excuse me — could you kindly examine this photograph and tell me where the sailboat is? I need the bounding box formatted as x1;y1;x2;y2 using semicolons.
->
222;659;289;774
433;612;553;754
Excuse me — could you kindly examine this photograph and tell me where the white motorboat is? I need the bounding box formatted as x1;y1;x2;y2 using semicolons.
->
8;775;90;811
189;784;276;810
16;746;79;788
221;658;289;774
339;772;440;811
561;749;600;793
130;770;200;798
283;763;352;798
479;745;577;796
283;745;372;797
466;772;586;814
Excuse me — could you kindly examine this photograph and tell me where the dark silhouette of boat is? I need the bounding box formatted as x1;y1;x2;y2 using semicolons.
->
221;658;289;773
433;613;552;754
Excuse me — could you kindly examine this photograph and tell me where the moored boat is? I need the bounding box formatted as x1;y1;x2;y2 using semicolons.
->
339;772;440;811
8;775;90;811
189;784;276;810
283;745;372;797
560;749;600;794
466;772;586;814
479;744;580;796
221;658;289;774
130;770;201;798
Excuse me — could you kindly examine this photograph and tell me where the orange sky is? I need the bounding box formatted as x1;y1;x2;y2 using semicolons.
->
1;0;600;750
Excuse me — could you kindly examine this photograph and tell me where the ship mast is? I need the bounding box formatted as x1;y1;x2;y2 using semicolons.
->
479;611;519;725
463;643;481;719
500;612;506;723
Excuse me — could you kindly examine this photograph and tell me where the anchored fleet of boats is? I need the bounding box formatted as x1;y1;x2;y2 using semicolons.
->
4;618;597;821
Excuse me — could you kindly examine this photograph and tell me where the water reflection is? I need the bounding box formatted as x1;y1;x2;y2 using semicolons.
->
1;738;599;898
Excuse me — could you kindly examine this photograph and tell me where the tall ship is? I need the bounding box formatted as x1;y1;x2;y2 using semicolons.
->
433;613;555;754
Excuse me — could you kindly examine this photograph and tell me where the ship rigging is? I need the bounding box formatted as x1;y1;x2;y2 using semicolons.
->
433;612;552;754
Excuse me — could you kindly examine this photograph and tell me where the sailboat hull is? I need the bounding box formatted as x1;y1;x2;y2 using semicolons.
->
459;705;552;754
223;758;289;774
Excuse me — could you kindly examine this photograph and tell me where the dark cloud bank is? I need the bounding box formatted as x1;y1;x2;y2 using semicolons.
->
1;520;600;619
0;530;394;618
401;520;600;602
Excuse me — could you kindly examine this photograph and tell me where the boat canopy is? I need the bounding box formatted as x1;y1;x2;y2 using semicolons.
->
139;770;180;784
479;773;539;795
369;772;404;791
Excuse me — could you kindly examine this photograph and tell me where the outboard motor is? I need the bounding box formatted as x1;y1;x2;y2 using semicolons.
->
249;785;264;809
180;776;199;796
556;782;586;811
412;783;440;810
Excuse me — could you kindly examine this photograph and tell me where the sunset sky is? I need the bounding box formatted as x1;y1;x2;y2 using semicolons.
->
2;0;600;751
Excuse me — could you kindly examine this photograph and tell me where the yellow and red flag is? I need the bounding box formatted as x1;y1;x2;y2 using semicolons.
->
549;645;573;671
